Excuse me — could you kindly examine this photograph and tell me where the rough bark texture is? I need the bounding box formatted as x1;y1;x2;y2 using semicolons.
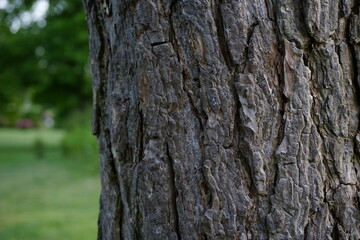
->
83;0;360;239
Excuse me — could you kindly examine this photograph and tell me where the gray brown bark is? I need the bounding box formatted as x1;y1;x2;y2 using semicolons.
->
83;0;360;239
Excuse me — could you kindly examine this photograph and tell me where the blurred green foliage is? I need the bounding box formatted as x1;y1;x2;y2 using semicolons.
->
61;107;99;174
33;136;45;158
0;0;91;125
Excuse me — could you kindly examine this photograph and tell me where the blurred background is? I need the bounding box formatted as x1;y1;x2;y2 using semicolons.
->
0;0;100;239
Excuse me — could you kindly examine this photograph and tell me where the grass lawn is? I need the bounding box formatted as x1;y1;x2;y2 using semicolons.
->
0;128;64;149
0;128;100;240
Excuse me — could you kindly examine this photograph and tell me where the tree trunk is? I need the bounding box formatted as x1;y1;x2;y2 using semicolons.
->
83;0;360;239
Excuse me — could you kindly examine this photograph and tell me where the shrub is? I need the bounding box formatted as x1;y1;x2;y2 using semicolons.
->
61;109;99;174
33;137;45;158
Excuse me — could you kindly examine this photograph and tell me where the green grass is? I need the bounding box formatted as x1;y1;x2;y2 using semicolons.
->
0;128;100;240
0;128;65;149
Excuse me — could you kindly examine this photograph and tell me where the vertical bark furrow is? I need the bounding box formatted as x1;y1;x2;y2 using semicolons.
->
212;2;234;71
165;142;182;240
169;0;180;62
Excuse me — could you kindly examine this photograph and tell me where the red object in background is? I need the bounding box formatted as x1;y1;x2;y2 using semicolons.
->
16;119;34;129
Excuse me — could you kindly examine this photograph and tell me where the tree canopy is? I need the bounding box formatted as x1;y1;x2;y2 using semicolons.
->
0;0;90;125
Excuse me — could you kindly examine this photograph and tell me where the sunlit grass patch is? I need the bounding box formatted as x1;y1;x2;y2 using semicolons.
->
0;128;64;149
0;129;100;240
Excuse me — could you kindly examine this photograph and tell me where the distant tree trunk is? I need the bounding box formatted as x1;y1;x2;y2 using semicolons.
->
83;0;360;239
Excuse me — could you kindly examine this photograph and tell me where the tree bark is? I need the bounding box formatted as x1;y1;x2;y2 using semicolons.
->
83;0;360;239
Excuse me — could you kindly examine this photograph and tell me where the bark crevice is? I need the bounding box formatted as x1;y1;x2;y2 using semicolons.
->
169;0;180;62
165;142;182;240
182;69;206;131
212;1;234;70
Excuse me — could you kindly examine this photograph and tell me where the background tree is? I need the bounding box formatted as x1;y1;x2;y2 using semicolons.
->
84;0;360;239
0;0;91;125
